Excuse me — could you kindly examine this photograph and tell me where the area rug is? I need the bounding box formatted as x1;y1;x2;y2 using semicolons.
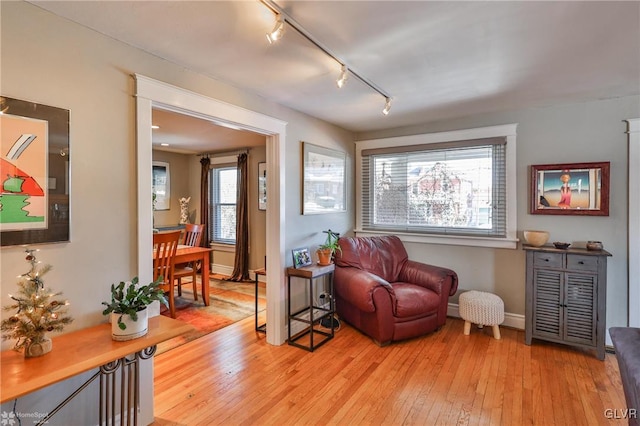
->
157;276;265;354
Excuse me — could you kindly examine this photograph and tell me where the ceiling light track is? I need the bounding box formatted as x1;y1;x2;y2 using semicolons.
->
260;0;393;115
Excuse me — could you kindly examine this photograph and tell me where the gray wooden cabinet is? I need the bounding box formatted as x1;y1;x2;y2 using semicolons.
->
524;245;611;360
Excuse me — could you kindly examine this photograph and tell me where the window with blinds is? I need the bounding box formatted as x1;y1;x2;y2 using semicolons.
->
361;137;507;238
210;165;237;244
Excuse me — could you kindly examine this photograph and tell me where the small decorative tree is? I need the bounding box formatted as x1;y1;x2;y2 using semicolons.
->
1;248;73;357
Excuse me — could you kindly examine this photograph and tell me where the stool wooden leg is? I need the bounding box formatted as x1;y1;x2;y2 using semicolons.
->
464;321;471;335
492;325;501;340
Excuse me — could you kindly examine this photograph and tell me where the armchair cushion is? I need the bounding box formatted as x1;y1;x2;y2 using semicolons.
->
392;283;441;317
333;267;394;313
337;234;408;283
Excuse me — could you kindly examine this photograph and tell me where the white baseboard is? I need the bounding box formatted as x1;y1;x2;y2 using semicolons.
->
448;302;525;330
211;264;233;276
210;264;266;284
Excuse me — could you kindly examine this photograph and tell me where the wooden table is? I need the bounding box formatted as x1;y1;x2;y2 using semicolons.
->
1;316;192;424
159;245;213;306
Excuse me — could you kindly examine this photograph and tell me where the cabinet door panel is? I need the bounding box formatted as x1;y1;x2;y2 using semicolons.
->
532;270;562;338
564;273;597;345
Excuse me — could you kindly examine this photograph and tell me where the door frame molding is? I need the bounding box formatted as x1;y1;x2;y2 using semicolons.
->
135;74;287;345
626;118;639;327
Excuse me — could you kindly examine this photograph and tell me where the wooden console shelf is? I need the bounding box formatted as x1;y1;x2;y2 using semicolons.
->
1;315;192;403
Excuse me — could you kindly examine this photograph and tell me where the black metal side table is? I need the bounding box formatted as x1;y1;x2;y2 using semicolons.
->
286;263;335;352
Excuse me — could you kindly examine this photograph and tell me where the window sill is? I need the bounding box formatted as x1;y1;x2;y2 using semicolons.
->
210;242;236;252
354;229;519;249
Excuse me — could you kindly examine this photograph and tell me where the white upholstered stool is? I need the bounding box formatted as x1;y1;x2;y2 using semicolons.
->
459;290;504;340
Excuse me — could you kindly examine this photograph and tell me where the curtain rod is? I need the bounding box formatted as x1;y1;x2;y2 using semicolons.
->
198;147;251;157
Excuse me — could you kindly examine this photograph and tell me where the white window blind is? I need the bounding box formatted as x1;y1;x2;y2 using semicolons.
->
210;165;237;244
361;138;507;238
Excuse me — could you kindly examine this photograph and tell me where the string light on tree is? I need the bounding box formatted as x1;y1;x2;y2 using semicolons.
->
1;248;73;357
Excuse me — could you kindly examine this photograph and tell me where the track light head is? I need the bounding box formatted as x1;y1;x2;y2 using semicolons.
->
266;15;285;44
382;97;392;115
336;65;348;88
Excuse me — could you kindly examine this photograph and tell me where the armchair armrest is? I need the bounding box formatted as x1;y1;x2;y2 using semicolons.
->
399;260;458;296
334;266;396;313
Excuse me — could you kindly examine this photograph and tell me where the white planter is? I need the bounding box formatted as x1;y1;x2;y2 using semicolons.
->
111;307;149;341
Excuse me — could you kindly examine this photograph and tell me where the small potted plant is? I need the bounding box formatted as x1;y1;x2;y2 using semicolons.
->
102;276;168;341
316;229;341;266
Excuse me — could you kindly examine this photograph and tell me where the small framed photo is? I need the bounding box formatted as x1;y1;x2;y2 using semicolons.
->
292;247;312;269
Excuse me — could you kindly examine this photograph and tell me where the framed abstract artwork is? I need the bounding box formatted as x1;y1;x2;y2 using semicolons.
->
530;161;610;216
0;96;70;246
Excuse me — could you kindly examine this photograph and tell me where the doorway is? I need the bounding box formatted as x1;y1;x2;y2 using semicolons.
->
135;74;287;345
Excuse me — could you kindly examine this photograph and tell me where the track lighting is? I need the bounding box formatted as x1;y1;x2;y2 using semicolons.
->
336;65;348;88
261;0;393;114
266;14;285;44
382;97;392;115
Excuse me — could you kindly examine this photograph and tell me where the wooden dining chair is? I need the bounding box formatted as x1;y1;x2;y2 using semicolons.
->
153;230;180;318
174;224;204;300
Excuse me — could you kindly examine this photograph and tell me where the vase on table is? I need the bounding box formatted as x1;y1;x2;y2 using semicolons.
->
111;307;149;341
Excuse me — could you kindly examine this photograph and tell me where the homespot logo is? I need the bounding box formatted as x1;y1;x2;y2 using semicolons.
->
1;411;49;425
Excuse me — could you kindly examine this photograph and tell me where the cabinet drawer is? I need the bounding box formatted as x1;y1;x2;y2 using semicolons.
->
533;252;563;268
567;254;599;272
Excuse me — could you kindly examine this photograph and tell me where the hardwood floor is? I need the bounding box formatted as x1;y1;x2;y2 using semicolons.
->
153;316;627;425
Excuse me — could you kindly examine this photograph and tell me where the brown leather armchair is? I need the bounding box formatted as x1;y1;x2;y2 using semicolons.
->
334;235;458;346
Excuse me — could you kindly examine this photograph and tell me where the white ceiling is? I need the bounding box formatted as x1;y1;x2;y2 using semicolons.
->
31;1;640;152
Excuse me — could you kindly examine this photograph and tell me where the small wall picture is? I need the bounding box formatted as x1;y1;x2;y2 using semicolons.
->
152;161;170;211
292;247;312;269
302;142;346;215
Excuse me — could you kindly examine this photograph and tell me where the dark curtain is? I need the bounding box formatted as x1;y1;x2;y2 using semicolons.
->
200;156;211;248
229;153;250;281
